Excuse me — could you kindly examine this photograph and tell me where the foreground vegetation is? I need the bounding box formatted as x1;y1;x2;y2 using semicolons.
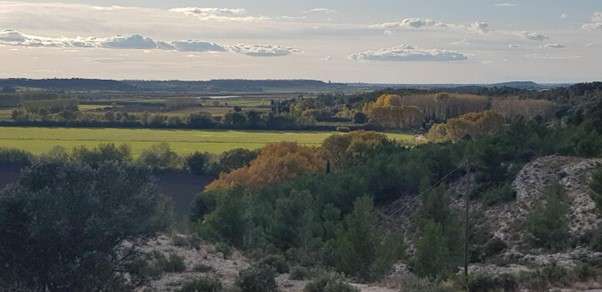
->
1;82;601;291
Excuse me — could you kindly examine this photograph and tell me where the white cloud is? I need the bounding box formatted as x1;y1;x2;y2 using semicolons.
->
582;12;602;30
372;18;448;30
170;40;226;52
0;29;96;47
544;43;565;49
349;44;467;62
229;44;300;57
306;8;337;15
169;7;269;22
521;31;549;41
468;22;490;34
321;56;332;62
0;29;227;53
495;2;519;7
560;13;568;19
508;44;520;48
100;34;157;49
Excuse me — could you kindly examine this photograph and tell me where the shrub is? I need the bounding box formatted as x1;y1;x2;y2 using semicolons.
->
178;276;222;292
258;254;289;274
591;168;602;214
185;152;210;175
303;274;359;292
0;147;32;165
482;183;516;206
526;183;570;250
467;273;518;292
192;263;213;273
413;221;450;279
236;264;277;292
138;143;181;171
398;274;457;292
590;225;602;252
0;160;172;290
212;148;258;175
289;266;311;280
162;254;187;273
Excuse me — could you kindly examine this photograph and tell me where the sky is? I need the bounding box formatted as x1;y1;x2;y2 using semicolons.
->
0;0;601;83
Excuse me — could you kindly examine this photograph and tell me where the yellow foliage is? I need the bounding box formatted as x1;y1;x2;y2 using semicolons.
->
426;110;504;142
205;142;325;191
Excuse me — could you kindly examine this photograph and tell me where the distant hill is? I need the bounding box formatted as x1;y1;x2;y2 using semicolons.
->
0;78;572;93
0;78;346;93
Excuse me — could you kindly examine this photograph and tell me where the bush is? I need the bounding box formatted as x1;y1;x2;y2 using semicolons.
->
289;265;311;280
590;225;602;252
591;168;602;214
303;274;359;292
185;152;210;175
192;263;213;273
0;147;32;165
212;148;258;175
481;183;516;206
258;254;289;274
0;160;172;290
161;253;187;273
526;183;570;250
236;264;277;292
467;273;518;292
138;143;181;171
398;274;457;292
178;276;222;292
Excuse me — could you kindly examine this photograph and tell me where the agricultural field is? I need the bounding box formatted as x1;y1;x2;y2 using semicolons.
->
0;127;415;156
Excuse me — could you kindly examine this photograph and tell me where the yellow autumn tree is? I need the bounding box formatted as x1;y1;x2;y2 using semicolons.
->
426;110;504;142
363;94;425;129
321;131;389;169
205;142;325;191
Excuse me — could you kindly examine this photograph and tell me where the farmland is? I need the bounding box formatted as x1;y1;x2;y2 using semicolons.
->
0;126;415;156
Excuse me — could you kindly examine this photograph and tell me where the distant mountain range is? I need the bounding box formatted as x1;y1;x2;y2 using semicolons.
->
0;78;571;93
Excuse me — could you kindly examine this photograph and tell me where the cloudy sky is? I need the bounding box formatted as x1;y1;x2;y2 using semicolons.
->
0;0;601;83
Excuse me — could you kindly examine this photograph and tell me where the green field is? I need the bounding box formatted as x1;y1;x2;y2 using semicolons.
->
0;127;415;156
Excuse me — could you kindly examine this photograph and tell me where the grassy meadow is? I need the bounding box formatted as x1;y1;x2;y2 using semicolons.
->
0;127;415;156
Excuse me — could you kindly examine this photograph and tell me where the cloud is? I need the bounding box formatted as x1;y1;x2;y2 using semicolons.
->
321;56;332;62
100;34;157;49
349;44;467;62
170;40;226;52
560;13;568;19
495;2;519;7
582;12;602;30
306;8;337;14
372;18;448;30
468;22;490;34
169;7;269;22
0;29;226;53
521;31;549;41
229;44;299;57
508;44;520;48
0;29;96;47
544;43;565;49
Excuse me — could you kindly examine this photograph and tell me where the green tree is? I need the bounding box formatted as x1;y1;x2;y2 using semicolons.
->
185;151;210;175
138;143;181;171
334;196;404;281
0;160;172;291
413;185;463;279
526;183;570;250
414;221;450;279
